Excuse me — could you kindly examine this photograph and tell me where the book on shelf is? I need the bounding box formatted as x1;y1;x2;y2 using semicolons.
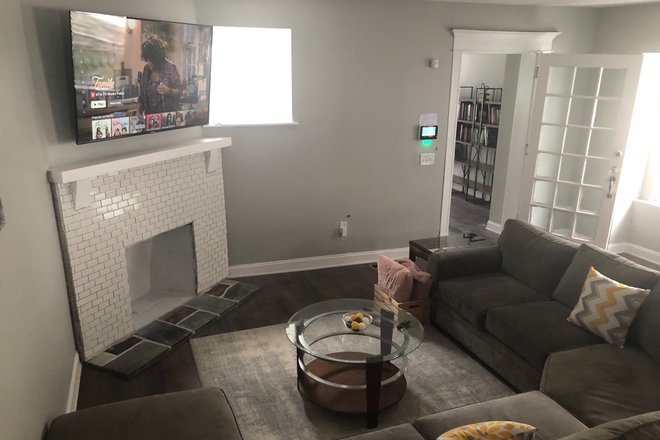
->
457;102;474;121
488;107;501;125
479;127;498;148
456;124;474;143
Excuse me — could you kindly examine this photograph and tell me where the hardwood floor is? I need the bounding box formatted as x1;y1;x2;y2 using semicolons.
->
449;193;490;236
77;264;377;410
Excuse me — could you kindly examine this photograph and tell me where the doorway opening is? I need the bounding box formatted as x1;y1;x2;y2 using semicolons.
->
450;53;506;235
440;30;560;239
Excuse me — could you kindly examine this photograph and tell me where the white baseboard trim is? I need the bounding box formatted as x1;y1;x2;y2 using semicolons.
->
66;351;82;414
486;221;503;235
607;242;660;265
606;242;628;254
228;247;409;278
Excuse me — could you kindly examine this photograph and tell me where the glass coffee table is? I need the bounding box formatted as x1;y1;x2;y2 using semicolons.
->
286;299;424;428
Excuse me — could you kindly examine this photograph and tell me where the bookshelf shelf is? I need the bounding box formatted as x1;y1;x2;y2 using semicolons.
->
453;84;501;204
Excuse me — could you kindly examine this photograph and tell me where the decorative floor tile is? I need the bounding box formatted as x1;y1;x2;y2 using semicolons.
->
136;321;192;347
87;351;116;367
222;282;262;302
159;306;197;324
103;341;169;377
179;311;217;332
206;283;231;297
185;295;236;315
105;336;142;356
83;281;261;379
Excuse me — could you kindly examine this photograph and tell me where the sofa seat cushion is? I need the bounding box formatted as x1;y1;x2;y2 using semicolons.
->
47;388;243;440
559;411;660;440
340;424;424;440
541;344;660;427
438;272;550;329
414;391;587;440
485;301;604;371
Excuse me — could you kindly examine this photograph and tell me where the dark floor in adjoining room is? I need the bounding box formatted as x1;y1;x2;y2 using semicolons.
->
449;193;491;236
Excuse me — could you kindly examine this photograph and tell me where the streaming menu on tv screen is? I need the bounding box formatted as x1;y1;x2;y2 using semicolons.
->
70;11;213;144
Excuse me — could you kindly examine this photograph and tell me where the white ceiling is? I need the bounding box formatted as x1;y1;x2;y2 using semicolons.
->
430;0;659;6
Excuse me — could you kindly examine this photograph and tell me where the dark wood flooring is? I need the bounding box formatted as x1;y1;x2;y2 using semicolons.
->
77;264;378;410
449;193;491;236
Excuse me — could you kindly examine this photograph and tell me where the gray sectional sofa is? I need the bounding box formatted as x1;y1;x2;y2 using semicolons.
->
345;393;660;440
427;219;660;426
346;220;660;439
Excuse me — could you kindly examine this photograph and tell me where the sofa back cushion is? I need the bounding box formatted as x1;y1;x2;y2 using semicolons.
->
498;220;579;298
552;244;660;307
559;411;660;440
552;244;660;363
627;284;660;365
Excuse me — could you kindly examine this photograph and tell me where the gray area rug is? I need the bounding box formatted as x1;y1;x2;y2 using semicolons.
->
191;324;514;440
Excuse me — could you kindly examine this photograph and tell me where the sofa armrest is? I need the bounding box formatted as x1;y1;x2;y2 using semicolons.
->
47;388;243;440
427;245;502;283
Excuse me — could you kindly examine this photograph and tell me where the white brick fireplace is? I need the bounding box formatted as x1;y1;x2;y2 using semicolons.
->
48;138;231;360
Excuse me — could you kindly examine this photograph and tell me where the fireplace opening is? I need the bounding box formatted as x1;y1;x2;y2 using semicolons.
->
126;224;197;330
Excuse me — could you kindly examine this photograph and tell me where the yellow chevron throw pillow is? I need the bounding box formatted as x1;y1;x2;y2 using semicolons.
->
567;267;651;347
437;421;536;440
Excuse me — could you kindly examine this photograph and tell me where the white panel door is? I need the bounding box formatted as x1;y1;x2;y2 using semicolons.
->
520;54;643;248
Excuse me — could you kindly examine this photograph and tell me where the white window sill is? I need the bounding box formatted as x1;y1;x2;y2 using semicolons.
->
635;199;660;208
204;122;299;128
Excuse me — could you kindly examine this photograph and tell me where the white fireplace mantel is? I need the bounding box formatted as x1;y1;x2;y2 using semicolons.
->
48;137;231;209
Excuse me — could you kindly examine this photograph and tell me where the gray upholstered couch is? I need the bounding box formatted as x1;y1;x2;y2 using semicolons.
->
47;388;242;440
344;393;660;440
346;219;660;439
426;219;660;426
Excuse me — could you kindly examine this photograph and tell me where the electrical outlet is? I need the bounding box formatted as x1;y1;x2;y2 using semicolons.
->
420;153;435;166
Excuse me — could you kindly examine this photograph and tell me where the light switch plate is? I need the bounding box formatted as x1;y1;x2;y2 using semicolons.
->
420;153;435;166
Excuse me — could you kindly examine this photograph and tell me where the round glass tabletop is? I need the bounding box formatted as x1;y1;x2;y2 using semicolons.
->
286;299;425;364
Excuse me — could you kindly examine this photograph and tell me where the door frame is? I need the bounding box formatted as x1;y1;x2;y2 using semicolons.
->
439;30;560;236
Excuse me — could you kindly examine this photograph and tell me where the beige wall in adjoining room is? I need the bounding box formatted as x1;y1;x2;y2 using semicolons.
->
197;0;599;266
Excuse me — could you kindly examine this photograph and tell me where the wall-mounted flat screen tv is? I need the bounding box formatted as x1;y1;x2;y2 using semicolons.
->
69;11;213;144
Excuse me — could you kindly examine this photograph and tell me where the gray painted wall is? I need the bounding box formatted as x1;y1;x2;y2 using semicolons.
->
594;3;660;252
0;1;75;438
460;54;507;89
0;0;198;438
197;0;599;265
630;200;660;254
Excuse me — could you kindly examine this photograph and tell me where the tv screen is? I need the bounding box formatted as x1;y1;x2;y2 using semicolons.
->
69;11;213;144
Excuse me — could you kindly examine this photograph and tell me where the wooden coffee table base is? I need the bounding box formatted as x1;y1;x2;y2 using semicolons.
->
297;351;407;426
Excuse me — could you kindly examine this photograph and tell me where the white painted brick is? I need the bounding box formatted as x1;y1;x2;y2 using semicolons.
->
53;153;228;360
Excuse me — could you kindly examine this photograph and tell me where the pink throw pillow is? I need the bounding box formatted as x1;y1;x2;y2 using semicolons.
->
377;255;413;302
397;258;432;300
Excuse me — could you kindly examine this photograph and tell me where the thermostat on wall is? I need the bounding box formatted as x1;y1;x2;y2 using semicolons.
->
419;125;438;140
